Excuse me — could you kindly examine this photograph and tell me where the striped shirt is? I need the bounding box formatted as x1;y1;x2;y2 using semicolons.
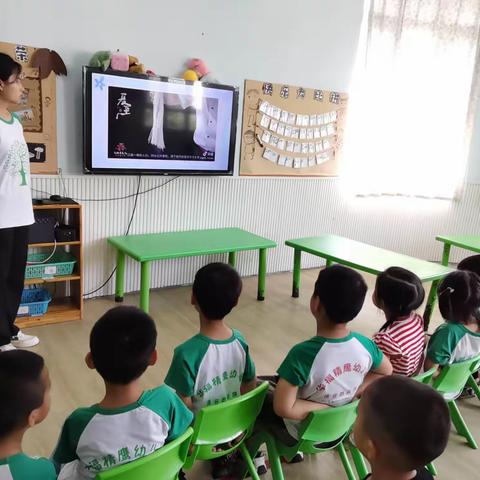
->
373;313;425;376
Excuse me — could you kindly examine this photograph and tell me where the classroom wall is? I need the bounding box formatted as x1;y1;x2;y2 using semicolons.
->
3;0;480;298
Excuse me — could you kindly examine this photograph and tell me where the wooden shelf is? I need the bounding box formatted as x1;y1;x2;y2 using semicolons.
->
19;202;83;327
33;203;80;210
16;297;81;328
28;241;81;248
30;241;80;248
24;274;81;286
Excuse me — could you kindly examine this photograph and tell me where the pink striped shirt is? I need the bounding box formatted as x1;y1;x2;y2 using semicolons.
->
373;313;426;376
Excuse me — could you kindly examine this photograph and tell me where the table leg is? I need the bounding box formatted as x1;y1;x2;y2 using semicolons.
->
257;248;266;301
292;249;301;298
115;250;126;302
423;279;439;331
441;243;452;266
228;251;236;268
140;261;151;313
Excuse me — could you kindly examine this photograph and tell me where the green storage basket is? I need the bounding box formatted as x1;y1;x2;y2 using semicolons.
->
25;251;77;279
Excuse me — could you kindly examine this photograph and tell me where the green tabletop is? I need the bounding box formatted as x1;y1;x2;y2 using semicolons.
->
108;228;277;312
436;235;480;254
286;234;453;330
286;235;452;282
108;228;277;261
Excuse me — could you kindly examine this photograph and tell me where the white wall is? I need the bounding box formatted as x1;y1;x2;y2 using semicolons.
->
2;0;479;179
2;0;364;174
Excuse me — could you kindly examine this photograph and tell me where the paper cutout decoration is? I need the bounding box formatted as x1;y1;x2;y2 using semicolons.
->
280;85;289;98
314;89;323;101
15;45;28;62
31;48;67;79
329;91;340;104
262;82;273;95
297;87;305;99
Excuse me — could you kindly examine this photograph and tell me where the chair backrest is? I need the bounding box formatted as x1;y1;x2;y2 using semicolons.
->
299;400;359;445
96;427;193;480
191;382;268;447
433;355;480;395
413;367;437;385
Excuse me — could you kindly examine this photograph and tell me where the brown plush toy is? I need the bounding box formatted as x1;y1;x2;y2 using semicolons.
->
128;55;145;74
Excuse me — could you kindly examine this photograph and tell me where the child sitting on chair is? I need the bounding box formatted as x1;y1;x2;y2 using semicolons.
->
0;351;55;480
424;270;480;374
53;306;193;479
164;262;258;477
271;265;392;444
372;267;426;376
353;375;450;480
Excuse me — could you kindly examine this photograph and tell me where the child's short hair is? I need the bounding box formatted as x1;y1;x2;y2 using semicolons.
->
458;254;480;277
362;375;450;471
90;306;157;384
0;52;21;82
0;350;46;437
375;266;425;326
193;262;242;320
438;270;480;324
314;265;367;324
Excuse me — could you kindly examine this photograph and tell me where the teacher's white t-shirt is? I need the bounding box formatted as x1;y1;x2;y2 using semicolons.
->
0;113;34;229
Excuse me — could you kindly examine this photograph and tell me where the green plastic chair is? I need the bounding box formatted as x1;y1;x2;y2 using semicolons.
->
95;427;193;480
249;399;367;480
413;367;437;385
183;382;268;479
432;355;480;449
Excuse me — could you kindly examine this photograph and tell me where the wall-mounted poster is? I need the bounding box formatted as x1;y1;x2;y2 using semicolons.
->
240;79;348;176
0;41;59;174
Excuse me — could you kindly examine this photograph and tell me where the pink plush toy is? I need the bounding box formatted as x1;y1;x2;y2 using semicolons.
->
111;51;129;71
187;58;209;79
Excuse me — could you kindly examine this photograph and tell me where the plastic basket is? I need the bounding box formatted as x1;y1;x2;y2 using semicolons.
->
18;288;51;317
25;251;77;279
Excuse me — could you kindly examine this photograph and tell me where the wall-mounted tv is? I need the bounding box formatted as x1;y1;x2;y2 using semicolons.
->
83;67;238;175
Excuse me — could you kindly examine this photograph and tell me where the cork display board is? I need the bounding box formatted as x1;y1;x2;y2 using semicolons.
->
0;41;58;173
239;79;348;176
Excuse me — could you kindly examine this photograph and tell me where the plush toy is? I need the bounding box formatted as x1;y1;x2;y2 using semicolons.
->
111;51;129;71
127;55;145;74
89;51;146;74
183;69;198;81
183;58;217;83
89;51;112;71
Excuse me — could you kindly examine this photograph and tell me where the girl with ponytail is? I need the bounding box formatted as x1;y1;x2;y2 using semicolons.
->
373;267;426;376
425;270;480;372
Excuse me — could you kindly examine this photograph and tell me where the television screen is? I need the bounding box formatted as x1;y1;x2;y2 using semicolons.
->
83;67;238;175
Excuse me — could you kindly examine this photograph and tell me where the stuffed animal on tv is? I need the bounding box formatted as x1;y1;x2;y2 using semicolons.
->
182;58;217;82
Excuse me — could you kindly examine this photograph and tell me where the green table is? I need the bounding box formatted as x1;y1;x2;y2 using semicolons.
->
108;228;277;313
436;235;480;266
285;234;453;329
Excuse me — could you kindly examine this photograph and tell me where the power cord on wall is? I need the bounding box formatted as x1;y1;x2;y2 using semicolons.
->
32;173;179;297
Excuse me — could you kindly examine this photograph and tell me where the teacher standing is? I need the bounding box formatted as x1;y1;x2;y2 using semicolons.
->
0;53;39;351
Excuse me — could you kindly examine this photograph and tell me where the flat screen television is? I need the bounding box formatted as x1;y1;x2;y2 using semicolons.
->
83;67;238;175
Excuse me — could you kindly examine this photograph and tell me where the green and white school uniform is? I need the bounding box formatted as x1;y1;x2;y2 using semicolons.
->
0;113;34;229
0;453;56;480
427;323;480;365
53;385;193;480
165;329;256;412
277;333;384;439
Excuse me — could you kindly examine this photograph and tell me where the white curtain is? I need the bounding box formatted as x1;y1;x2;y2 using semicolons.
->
342;0;480;199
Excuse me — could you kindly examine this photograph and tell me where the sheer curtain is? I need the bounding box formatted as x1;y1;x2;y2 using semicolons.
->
342;0;480;199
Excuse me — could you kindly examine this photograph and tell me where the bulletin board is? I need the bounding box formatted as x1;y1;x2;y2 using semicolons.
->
0;41;58;174
239;79;348;176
